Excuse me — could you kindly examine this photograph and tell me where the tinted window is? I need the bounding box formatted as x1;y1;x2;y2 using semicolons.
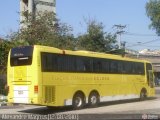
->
10;46;33;66
11;46;33;58
146;63;152;70
83;58;93;72
76;57;85;72
102;61;110;73
110;60;118;73
146;63;153;84
41;52;145;75
117;61;123;73
57;55;76;72
93;60;102;72
41;53;76;72
41;53;55;71
136;63;145;74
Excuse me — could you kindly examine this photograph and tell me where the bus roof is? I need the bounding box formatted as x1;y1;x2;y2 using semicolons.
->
34;45;150;63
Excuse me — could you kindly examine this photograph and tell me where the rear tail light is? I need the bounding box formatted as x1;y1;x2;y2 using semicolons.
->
34;85;38;94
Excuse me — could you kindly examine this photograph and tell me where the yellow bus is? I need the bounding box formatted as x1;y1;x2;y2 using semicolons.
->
7;45;155;109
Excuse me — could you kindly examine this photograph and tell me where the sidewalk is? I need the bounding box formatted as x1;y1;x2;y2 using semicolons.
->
156;86;160;89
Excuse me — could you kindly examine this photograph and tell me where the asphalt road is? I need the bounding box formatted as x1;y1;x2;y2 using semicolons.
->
0;87;160;120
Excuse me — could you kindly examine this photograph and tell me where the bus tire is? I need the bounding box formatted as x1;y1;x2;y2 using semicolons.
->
88;92;100;107
72;92;85;109
140;89;147;101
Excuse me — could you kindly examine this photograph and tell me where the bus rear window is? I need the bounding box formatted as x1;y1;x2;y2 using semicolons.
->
10;46;34;66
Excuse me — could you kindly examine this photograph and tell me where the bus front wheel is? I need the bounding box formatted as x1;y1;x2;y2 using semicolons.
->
72;93;85;109
140;89;147;101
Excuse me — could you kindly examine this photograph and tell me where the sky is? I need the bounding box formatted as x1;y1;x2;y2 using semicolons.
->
0;0;160;51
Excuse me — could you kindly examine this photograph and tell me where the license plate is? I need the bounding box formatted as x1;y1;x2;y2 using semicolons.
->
18;91;23;95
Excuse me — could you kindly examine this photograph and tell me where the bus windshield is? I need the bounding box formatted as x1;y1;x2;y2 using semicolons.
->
10;46;34;66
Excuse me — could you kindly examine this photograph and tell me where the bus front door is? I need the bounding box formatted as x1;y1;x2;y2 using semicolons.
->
147;70;155;97
148;70;154;88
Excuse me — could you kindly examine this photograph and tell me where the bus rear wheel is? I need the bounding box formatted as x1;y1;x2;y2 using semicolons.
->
88;92;100;107
72;93;85;109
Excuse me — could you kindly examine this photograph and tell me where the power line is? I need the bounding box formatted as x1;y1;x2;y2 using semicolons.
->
127;43;160;47
126;43;160;48
124;32;157;37
126;39;160;48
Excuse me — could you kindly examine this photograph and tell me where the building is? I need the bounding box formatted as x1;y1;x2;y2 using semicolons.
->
126;49;160;85
20;0;56;28
138;49;160;75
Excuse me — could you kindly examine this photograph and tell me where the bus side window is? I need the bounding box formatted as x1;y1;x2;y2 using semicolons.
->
68;56;76;72
131;63;136;74
110;60;118;73
46;54;53;71
102;61;109;73
123;61;130;74
76;57;85;72
117;61;123;74
41;53;53;71
52;54;58;71
83;58;93;72
136;63;145;75
57;55;67;71
93;59;102;73
146;63;152;80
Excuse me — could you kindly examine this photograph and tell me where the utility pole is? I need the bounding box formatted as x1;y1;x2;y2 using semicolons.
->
113;24;126;49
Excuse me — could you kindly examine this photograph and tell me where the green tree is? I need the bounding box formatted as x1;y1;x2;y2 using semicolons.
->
146;0;160;35
0;40;13;73
0;38;29;74
53;22;75;50
10;11;75;50
77;20;117;52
